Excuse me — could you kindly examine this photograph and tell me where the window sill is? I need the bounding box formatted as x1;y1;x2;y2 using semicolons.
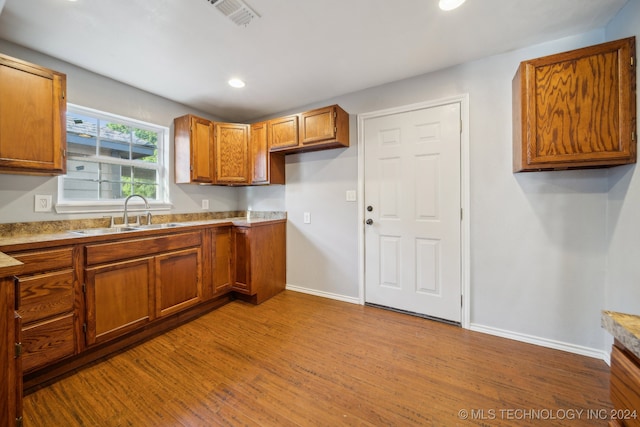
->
55;201;173;215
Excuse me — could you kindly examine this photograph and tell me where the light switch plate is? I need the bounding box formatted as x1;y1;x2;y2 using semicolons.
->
346;190;357;202
303;212;311;224
35;195;53;212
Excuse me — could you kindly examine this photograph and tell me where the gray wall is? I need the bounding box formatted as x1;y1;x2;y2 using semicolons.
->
605;0;640;348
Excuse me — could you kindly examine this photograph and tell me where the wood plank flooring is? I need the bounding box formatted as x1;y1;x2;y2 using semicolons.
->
23;291;612;426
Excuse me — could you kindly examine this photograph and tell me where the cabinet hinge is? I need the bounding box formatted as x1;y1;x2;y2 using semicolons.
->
14;342;22;358
15;416;23;427
632;57;635;67
632;130;636;142
62;90;65;100
83;323;87;334
82;283;86;293
62;148;67;158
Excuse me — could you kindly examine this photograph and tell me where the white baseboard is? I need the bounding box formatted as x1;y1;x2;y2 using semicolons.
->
470;323;608;362
285;284;361;305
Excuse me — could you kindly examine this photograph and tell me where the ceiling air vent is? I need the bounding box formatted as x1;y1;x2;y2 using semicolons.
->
207;0;260;27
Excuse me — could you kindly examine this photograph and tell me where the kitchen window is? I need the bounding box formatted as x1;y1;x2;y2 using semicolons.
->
57;104;170;212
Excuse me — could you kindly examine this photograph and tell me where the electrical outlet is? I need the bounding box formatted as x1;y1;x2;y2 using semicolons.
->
303;212;311;224
202;199;209;210
34;195;53;212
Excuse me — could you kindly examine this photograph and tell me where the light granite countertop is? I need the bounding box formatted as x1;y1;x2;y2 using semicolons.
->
602;310;640;360
0;211;286;250
0;251;23;277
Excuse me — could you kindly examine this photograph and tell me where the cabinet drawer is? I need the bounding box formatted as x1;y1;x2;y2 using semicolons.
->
85;231;202;265
22;313;75;372
611;345;640;427
9;247;73;275
18;269;74;324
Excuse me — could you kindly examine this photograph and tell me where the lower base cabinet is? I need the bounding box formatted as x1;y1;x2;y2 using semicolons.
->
232;221;286;304
84;232;203;347
610;341;640;427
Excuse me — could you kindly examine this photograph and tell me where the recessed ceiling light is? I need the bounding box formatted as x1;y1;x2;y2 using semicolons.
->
439;0;466;11
228;78;245;88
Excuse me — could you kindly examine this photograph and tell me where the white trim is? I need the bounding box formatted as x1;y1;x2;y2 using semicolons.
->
470;323;609;362
286;284;361;305
356;94;471;328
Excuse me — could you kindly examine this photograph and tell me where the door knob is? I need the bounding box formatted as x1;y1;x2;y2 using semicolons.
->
366;219;373;225
367;206;373;212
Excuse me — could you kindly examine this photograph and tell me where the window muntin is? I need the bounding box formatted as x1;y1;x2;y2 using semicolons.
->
60;105;168;205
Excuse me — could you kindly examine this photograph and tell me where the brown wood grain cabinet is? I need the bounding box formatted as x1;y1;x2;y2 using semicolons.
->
211;226;233;296
215;122;250;185
250;121;285;185
610;341;640;427
84;232;203;346
174;114;215;184
8;247;80;373
0;53;67;175
513;37;636;172
0;255;24;427
268;114;299;151
232;221;286;305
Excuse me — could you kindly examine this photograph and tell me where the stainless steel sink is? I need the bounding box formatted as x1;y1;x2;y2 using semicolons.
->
132;223;183;230
69;227;139;235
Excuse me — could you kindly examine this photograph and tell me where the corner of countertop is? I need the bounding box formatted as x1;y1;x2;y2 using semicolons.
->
602;310;640;360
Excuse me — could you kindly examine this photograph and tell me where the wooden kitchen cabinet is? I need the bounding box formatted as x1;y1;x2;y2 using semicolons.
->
84;231;203;346
513;37;636;172
299;105;350;150
268;114;299;151
9;247;80;373
0;53;67;175
250;121;285;185
174;114;215;184
232;221;286;304
610;341;640;427
211;226;232;296
0;256;24;427
215;122;250;185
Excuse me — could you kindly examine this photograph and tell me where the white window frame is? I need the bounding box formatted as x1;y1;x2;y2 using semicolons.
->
56;104;172;214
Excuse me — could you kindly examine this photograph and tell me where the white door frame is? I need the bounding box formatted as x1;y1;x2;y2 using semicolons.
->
357;94;471;329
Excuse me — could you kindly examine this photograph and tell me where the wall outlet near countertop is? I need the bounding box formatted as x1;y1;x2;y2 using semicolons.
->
34;194;53;212
202;199;210;210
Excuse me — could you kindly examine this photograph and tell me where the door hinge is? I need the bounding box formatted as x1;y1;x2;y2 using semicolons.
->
460;119;463;134
461;295;463;308
15;416;23;427
460;208;463;221
15;342;22;358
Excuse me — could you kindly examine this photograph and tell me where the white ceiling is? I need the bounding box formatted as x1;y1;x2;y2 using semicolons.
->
0;0;628;122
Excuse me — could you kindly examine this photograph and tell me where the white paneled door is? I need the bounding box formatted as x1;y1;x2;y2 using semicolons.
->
363;102;461;323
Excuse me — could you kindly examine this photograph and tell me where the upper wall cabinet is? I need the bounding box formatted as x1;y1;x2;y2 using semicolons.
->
513;37;636;172
270;105;349;154
174;114;215;184
250;121;284;185
0;53;67;175
215;122;250;185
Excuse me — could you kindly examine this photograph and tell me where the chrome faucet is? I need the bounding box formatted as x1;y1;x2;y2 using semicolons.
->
123;194;152;226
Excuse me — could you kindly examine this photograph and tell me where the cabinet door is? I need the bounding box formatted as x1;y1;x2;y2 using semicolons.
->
190;116;216;183
250;122;269;184
0;54;66;174
299;106;336;145
85;258;154;346
215;122;249;184
251;122;285;185
232;227;253;295
155;248;202;317
268;115;299;151
213;227;232;295
513;37;636;171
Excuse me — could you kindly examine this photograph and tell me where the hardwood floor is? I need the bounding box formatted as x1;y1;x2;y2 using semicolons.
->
23;291;612;426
